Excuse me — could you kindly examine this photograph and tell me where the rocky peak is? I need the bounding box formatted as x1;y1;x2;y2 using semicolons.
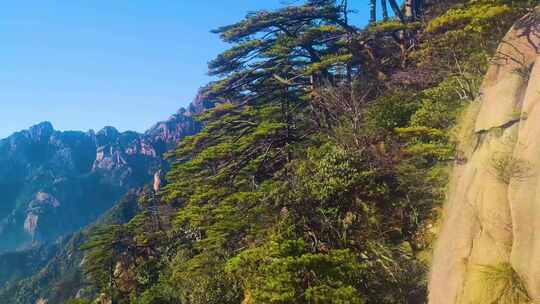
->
24;192;61;240
0;97;209;252
145;95;208;152
153;169;164;192
31;192;61;208
187;91;213;116
28;122;54;141
96;126;120;143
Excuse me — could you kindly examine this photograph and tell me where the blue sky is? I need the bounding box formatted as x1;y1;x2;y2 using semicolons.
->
0;1;371;139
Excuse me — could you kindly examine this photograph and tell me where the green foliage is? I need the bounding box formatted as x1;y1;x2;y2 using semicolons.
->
70;1;539;304
426;2;513;34
410;76;478;129
226;239;365;304
135;283;182;304
488;151;533;184
64;299;92;304
205;0;359;102
364;90;419;134
466;263;530;304
414;0;535;77
366;20;421;35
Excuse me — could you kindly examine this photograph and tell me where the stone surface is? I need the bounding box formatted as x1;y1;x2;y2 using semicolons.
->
429;8;540;303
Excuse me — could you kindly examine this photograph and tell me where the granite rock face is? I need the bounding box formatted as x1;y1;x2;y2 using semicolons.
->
145;93;209;153
429;8;540;303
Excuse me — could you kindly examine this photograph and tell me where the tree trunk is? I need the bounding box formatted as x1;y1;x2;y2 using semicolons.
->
388;0;404;23
414;0;424;19
342;0;349;25
381;0;389;21
397;30;407;68
405;0;414;21
369;0;376;23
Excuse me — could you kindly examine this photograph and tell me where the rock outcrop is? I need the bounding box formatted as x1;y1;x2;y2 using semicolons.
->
145;92;208;153
429;8;540;303
24;192;61;240
0;98;205;252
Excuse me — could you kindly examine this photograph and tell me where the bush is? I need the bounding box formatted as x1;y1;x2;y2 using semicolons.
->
364;90;419;135
467;263;530;304
488;151;533;184
64;299;92;304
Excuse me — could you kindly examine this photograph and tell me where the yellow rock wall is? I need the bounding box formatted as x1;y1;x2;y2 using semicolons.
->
429;8;540;304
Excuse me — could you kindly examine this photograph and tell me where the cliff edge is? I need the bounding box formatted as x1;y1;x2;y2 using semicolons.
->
429;7;540;304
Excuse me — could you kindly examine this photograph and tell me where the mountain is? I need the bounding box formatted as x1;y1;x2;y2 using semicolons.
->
0;100;203;253
0;190;142;304
50;1;536;303
145;93;211;152
4;0;536;303
0;96;209;303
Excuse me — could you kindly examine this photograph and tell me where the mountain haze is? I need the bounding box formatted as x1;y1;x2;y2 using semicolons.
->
0;99;204;252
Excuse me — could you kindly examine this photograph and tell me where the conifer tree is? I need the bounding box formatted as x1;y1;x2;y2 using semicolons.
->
74;1;540;304
370;0;377;23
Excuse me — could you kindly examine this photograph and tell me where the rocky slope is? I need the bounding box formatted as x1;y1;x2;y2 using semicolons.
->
429;7;540;304
0;99;203;252
0;191;141;304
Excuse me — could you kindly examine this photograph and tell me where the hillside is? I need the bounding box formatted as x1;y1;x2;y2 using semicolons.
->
0;191;142;304
58;1;537;304
4;0;540;303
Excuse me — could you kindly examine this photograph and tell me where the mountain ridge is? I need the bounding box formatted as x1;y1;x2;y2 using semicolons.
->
0;98;205;252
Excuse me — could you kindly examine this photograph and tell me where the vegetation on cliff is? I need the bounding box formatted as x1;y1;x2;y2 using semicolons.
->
61;0;538;303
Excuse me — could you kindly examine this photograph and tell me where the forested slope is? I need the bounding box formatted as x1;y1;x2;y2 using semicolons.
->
41;0;539;303
0;101;205;302
0;191;142;304
0;105;202;253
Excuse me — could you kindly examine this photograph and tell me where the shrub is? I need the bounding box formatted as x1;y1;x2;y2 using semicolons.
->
64;299;92;304
364;90;419;135
488;151;533;184
467;263;530;304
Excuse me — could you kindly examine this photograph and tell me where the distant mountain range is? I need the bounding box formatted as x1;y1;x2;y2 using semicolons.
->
0;96;207;253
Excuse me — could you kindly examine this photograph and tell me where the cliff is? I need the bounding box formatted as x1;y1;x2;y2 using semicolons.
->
429;7;540;304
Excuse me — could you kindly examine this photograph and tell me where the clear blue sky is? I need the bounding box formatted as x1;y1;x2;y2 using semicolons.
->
0;1;371;139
